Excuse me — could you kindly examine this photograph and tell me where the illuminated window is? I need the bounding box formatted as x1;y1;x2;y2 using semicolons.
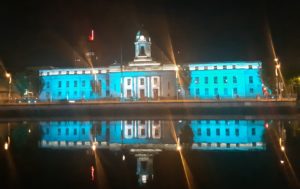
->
204;66;208;70
232;65;236;69
140;78;144;85
216;128;220;136
127;79;131;85
205;77;208;84
223;65;227;69
214;88;218;95
195;66;199;70
235;128;239;136
250;88;254;93
82;80;85;87
58;81;62;88
224;88;228;95
207;128;211;136
249;65;253;69
233;76;237;84
74;81;78;87
66;128;69;135
205;88;209;95
252;128;256;135
216;120;220;124
226;128;229;136
233;88;238;95
214;77;218;84
249;76;253;83
223;76;227;84
196;88;200;95
127;129;132;136
195;77;199;84
66;81;69;88
154;78;158;85
154;129;159;137
214;66;217;70
197;128;201;136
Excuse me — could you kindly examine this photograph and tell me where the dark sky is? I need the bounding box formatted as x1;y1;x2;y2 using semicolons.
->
0;0;299;79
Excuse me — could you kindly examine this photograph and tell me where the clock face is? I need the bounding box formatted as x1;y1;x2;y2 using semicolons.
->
140;35;145;41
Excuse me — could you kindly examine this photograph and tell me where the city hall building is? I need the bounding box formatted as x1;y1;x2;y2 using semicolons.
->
39;30;264;101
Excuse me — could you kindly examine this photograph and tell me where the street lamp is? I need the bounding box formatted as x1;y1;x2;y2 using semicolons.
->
274;58;280;100
5;73;12;102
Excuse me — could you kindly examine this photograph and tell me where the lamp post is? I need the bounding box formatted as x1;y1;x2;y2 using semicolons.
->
274;58;280;100
5;73;12;102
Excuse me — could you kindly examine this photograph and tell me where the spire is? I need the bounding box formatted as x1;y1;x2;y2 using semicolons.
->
88;29;94;41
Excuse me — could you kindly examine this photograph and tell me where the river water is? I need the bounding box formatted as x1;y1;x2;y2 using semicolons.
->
1;118;299;189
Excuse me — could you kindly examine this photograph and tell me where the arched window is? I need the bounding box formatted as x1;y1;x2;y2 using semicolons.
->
139;46;146;56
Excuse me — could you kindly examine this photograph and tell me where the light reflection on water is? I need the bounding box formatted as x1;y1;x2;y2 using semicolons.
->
0;119;299;189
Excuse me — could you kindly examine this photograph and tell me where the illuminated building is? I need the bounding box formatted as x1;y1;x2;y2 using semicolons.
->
38;29;264;101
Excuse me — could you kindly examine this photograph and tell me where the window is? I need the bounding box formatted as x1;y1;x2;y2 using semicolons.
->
252;128;256;135
58;81;62;88
205;77;208;84
127;89;132;98
74;71;77;74
195;66;199;70
196;88;200;95
235;129;239;136
82;128;85;135
226;128;230;136
74;81;78;87
141;128;145;136
197;128;201;136
195;77;199;84
46;82;50;88
214;88;218;95
207;128;211;136
82;80;85;87
66;71;69;75
66;128;69;136
58;92;61;97
233;88;238;95
127;79;131;85
250;88;254;93
224;88;228;95
66;81;69;88
235;120;239;125
214;76;218;84
140;78;144;85
233;76;237;84
232;65;236;69
154;129;159;137
216;120;220;124
249;76;253;83
223;76;227;84
216;128;220;136
226;143;230;148
204;66;208;70
205;88;209;95
127;129;132;136
58;128;61;136
223;65;227;70
154;78;158;85
249;65;253;69
214;66;217;70
74;129;77;135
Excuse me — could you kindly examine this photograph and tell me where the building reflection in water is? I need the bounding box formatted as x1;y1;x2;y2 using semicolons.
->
39;120;266;185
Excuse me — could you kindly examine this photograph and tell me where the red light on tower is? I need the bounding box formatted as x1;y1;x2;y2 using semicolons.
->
88;29;94;41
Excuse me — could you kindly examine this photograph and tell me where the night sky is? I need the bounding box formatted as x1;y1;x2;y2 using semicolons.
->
0;0;299;79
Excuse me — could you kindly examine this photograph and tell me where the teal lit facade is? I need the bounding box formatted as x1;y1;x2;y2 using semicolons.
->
38;30;265;101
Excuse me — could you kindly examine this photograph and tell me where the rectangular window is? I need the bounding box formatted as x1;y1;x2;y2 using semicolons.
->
235;128;239;136
223;65;227;70
233;76;237;84
82;80;85;87
207;128;211;136
205;77;208;84
74;81;78;87
155;129;159;137
58;128;61;136
205;88;209;95
232;65;236;69
224;88;228;95
250;88;254;93
223;76;227;84
127;89;132;98
249;76;253;84
127;129;132;136
66;128;69;136
196;88;200;95
233;88;238;95
235;120;240;125
140;78;144;85
195;66;199;70
66;81;69;88
154;78;158;85
214;66;217;70
82;128;85;135
74;129;77;135
141;128;145;136
197;128;201;136
226;128;230;136
204;66;208;70
214;76;218;84
214;88;218;95
216;128;220;136
58;81;61;88
195;77;199;84
249;65;253;69
127;79;131;85
252;128;256;135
